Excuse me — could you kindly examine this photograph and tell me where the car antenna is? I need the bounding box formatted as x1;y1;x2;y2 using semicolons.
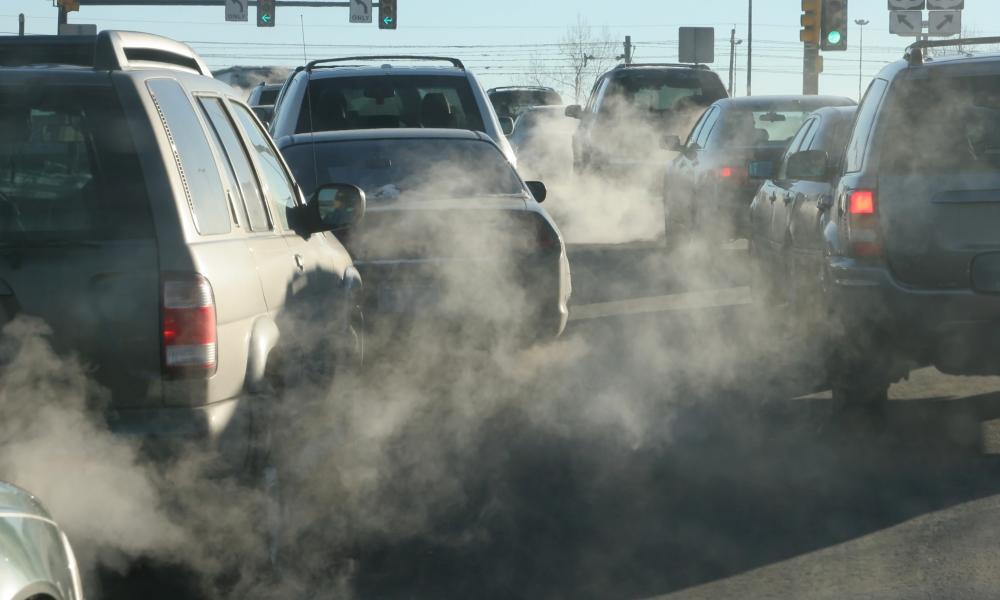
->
301;14;320;201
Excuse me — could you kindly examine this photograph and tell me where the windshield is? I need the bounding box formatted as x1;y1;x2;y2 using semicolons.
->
297;75;486;134
284;138;523;199
490;89;563;119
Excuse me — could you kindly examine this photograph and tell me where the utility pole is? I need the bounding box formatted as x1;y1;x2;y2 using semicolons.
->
624;35;633;65
18;13;25;36
728;28;742;96
746;0;752;96
855;18;869;100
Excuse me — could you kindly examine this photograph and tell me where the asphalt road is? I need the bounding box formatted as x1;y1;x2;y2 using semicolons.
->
101;241;1000;599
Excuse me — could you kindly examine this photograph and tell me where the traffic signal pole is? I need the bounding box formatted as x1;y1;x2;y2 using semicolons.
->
803;43;819;95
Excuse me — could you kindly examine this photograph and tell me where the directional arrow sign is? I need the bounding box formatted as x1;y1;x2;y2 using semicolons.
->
350;0;372;23
929;10;961;36
889;10;922;36
927;0;963;9
888;0;924;8
383;16;394;26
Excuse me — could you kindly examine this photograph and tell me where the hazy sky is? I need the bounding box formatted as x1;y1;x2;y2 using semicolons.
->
4;0;998;101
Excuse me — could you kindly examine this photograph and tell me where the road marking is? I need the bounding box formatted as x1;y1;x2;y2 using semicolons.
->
569;286;752;321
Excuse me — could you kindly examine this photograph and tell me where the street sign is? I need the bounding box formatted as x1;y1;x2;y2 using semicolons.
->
928;10;961;35
927;0;963;8
679;27;714;64
350;0;372;23
225;0;248;22
889;10;922;36
887;0;924;8
257;0;274;27
58;23;96;35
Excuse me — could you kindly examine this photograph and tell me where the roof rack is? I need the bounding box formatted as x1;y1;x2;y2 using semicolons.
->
0;30;210;76
487;85;556;92
905;36;1000;66
305;55;465;71
614;62;709;70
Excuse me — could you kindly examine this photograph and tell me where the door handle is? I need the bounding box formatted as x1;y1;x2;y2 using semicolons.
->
294;254;305;271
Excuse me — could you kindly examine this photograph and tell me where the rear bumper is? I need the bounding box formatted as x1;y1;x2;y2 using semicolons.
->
104;396;252;475
829;256;1000;375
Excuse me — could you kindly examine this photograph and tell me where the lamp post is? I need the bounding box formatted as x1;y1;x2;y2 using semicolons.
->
855;19;870;100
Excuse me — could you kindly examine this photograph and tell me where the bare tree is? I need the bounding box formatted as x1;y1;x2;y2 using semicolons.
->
521;15;618;104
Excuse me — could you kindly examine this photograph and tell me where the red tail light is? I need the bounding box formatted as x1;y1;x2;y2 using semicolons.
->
162;274;217;377
847;189;882;258
720;166;734;178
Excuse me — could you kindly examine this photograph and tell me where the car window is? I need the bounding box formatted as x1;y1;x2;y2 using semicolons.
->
778;118;816;180
283;138;523;200
147;78;232;235
586;79;608;114
604;71;726;115
231;102;299;230
0;84;152;239
844;78;888;173
298;75;486;133
695;107;719;148
490;90;562;119
198;97;273;232
716;109;814;147
800;116;822;150
684;106;712;146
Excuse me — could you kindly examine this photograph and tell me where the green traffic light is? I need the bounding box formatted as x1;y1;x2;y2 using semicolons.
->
827;30;842;45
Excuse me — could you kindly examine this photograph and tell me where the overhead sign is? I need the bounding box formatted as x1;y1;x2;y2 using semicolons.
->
350;0;372;23
679;27;715;64
58;23;96;35
888;0;924;8
927;0;963;8
225;0;248;22
889;10;922;36
928;10;961;35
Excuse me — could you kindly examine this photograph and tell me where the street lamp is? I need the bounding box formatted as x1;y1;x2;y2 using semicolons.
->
855;19;870;100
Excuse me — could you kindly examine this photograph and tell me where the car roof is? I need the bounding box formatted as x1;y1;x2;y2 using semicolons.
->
488;86;557;93
714;95;855;111
279;127;492;146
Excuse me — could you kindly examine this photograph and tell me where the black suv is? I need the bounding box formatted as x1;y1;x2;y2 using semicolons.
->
822;38;1000;409
565;63;727;176
0;32;364;472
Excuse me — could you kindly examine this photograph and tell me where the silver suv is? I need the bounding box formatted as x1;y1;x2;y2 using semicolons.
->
0;31;364;471
268;55;517;164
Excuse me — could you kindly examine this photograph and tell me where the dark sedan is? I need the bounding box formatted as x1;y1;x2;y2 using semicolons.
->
663;95;855;243
278;129;571;345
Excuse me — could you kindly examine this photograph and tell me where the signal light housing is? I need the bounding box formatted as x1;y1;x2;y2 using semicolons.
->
800;0;821;45
821;0;848;51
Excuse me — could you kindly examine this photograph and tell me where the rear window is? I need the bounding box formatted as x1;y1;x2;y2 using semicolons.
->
0;83;152;240
257;88;280;105
283;138;522;200
603;70;726;114
714;109;814;146
297;75;486;134
879;73;1000;174
490;89;562;119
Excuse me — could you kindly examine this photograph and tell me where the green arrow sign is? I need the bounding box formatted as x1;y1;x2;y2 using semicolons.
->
383;16;393;25
262;13;271;22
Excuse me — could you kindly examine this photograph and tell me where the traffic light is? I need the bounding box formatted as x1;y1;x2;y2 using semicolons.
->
379;0;397;29
821;0;848;51
800;0;821;45
257;0;275;27
57;0;80;12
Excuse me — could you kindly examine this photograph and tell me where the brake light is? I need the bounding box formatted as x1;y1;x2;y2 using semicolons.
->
846;189;881;258
720;166;734;178
162;274;217;377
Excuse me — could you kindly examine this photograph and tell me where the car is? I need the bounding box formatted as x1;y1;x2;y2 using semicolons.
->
268;55;517;165
277;128;571;343
247;82;283;126
819;38;1000;412
487;85;563;121
0;31;363;475
565;63;728;177
0;481;84;600
508;105;577;181
664;95;855;243
748;106;858;313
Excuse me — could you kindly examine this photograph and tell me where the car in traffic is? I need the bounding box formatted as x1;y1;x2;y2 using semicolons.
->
748;106;857;313
487;85;563;121
820;38;1000;412
565;63;728;177
247;81;283;125
0;31;363;475
663;95;855;243
277;128;571;344
508;105;577;181
268;55;518;164
0;481;84;600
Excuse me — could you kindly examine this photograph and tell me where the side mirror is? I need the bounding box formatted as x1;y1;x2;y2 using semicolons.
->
525;180;547;203
565;105;583;119
748;160;775;180
661;134;683;151
291;183;366;235
785;150;830;181
499;116;515;136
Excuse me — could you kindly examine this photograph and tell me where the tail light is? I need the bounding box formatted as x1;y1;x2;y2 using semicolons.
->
846;189;882;258
162;274;217;377
718;165;749;184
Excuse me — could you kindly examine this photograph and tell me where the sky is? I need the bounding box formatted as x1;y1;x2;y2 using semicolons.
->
3;0;999;102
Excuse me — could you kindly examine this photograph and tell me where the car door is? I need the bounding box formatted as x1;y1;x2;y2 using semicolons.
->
671;105;718;219
768;116;818;253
